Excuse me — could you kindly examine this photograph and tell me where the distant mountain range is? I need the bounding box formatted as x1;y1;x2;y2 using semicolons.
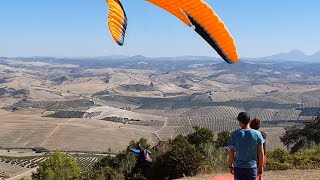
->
248;50;320;62
85;50;320;62
1;50;319;63
90;50;320;62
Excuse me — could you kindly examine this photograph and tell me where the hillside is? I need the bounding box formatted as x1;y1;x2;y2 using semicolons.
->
0;56;320;179
0;57;320;153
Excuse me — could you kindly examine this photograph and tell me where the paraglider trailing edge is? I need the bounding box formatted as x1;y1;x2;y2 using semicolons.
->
106;0;239;64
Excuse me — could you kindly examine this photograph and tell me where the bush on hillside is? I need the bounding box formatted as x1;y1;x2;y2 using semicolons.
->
152;135;205;179
266;147;320;171
187;126;215;147
281;115;320;153
266;159;292;170
152;127;229;179
200;142;229;173
32;151;81;180
80;167;124;180
217;131;231;148
88;138;149;179
186;127;229;174
83;127;228;180
288;148;320;169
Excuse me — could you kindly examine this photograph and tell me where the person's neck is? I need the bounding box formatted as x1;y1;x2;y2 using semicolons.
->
240;124;251;129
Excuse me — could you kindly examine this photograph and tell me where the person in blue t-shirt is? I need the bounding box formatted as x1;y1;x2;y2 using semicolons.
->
228;112;265;180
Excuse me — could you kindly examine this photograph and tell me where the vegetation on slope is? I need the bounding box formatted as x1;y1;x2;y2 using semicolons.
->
281;115;320;152
30;115;320;180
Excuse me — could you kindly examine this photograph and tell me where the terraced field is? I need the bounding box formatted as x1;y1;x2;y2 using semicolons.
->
133;108;190;117
0;110;158;153
180;106;243;119
73;154;103;170
248;108;301;121
0;155;46;169
0;162;28;180
0;153;104;179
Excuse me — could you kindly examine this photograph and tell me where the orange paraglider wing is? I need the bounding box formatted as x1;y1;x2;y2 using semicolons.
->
106;0;127;46
146;0;238;64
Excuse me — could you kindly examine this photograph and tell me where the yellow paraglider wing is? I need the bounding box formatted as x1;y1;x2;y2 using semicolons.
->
146;0;239;64
106;0;127;46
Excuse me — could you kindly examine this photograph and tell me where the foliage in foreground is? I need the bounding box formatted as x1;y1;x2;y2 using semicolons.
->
32;151;81;180
281;115;320;153
267;147;320;170
30;116;320;180
268;115;320;170
81;127;230;180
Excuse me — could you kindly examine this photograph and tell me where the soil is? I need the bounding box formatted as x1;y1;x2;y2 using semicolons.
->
181;169;320;180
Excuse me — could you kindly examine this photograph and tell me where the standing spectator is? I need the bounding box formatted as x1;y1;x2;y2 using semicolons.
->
228;112;265;180
250;117;267;180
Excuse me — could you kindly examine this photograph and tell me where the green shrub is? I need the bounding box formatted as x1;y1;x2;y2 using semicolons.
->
199;143;228;173
151;135;204;179
266;158;291;170
86;128;230;179
187;126;214;147
290;148;320;169
217;131;231;148
266;147;320;171
267;149;290;163
281;115;320;153
81;167;124;180
32;151;81;180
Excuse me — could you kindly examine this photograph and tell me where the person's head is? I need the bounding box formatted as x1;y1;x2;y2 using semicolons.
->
136;143;142;150
250;117;261;130
237;112;251;127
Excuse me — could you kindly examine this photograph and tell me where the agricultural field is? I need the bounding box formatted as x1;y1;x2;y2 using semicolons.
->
1;57;320;178
0;109;158;153
0;161;28;180
0;151;104;179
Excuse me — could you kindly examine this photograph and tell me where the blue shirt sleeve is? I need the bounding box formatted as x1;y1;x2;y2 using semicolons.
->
129;148;140;155
228;132;236;150
257;131;264;146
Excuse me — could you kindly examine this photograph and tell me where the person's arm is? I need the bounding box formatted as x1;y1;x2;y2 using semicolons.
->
228;149;235;174
129;148;140;155
257;131;265;175
261;131;267;153
147;150;151;154
227;132;235;174
258;144;264;175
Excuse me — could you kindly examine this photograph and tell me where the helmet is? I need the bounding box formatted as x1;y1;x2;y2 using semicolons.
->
136;144;142;149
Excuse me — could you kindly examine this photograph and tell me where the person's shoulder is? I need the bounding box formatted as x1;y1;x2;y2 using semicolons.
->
250;129;261;134
231;129;242;134
249;129;264;137
233;129;242;132
260;131;267;139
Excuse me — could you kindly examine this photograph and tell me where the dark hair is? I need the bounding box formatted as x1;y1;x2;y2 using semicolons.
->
250;117;261;130
237;112;251;124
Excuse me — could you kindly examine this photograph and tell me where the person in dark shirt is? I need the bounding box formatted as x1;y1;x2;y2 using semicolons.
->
129;144;152;177
250;117;267;180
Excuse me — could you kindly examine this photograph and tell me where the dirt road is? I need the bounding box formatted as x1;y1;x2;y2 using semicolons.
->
182;169;320;180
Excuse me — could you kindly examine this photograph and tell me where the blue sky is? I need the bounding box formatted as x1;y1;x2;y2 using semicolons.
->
0;0;319;58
